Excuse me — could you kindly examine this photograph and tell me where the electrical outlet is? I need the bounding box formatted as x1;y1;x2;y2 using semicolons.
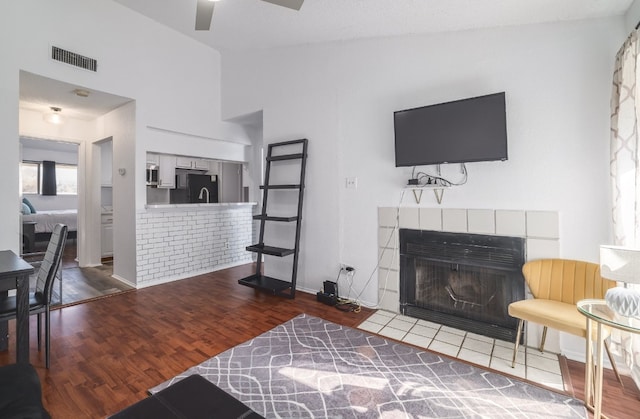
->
345;177;358;189
340;263;355;272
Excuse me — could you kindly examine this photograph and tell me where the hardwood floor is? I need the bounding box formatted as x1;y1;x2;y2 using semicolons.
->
25;240;133;306
0;263;638;418
563;357;640;419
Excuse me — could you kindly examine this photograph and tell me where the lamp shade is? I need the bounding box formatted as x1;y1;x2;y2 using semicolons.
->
601;245;640;317
600;245;640;285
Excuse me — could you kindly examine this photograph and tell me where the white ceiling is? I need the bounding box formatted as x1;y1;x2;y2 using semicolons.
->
20;71;133;121
19;1;635;123
113;0;634;52
21;137;79;153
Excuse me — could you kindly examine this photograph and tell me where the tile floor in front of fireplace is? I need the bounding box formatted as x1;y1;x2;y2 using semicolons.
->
358;310;564;391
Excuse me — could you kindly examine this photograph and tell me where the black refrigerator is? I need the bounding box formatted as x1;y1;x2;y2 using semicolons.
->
187;174;218;203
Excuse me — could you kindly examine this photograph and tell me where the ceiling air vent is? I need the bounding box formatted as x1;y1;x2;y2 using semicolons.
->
51;46;97;72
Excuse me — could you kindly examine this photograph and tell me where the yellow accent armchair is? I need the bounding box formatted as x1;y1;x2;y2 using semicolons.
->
508;258;622;384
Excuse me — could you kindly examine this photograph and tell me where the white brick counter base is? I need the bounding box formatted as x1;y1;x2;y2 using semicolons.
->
136;203;256;287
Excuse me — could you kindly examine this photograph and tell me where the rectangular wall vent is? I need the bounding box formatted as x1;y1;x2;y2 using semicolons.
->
51;46;97;72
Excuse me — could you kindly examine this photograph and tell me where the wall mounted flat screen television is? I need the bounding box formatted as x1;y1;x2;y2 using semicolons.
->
394;92;507;167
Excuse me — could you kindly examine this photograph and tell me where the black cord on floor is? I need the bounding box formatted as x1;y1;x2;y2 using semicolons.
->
335;298;361;313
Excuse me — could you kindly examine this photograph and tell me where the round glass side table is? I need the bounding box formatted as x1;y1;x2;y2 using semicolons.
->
577;299;640;419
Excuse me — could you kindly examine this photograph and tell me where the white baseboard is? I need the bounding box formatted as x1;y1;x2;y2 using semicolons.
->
135;260;250;289
561;347;629;374
111;274;135;288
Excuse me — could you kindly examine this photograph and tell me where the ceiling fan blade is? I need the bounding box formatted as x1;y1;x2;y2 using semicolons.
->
261;0;304;11
195;0;215;31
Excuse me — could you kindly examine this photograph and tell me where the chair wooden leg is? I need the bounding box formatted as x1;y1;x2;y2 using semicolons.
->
512;319;524;368
45;308;50;369
539;326;547;353
604;340;624;387
37;313;41;351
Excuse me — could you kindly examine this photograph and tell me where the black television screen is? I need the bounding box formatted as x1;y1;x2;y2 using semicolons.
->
394;92;507;167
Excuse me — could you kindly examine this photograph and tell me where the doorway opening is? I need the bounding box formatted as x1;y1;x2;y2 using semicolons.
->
19;70;134;306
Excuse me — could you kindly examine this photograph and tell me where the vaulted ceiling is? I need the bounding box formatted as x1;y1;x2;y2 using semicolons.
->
113;0;634;51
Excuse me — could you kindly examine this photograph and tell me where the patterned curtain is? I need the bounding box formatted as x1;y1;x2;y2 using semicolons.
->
610;29;640;389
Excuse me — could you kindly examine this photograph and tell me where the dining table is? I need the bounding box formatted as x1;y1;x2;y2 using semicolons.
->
0;250;33;364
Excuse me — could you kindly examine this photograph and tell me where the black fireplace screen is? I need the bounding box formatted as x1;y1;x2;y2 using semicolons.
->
400;229;525;342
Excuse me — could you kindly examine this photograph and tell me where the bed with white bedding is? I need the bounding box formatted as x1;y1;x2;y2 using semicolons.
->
22;209;78;234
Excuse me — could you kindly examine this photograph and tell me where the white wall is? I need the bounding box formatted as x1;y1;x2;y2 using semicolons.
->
1;1;249;281
97;103;137;282
222;18;627;306
625;0;640;32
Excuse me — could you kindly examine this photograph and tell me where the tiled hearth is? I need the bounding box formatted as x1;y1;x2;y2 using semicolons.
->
377;207;562;352
358;310;564;391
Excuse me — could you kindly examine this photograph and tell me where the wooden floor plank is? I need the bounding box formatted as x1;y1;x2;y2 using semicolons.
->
0;263;638;418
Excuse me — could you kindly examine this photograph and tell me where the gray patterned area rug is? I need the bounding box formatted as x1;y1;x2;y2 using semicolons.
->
150;314;586;418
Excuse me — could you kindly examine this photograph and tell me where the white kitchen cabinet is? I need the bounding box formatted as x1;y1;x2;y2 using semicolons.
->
101;141;113;186
175;156;192;169
176;156;209;170
147;153;159;165
192;158;209;170
158;155;176;188
101;214;113;257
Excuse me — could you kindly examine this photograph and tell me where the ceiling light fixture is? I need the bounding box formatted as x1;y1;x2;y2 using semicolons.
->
73;88;90;97
43;106;65;125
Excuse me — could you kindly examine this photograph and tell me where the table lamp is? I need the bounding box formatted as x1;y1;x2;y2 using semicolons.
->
600;245;640;318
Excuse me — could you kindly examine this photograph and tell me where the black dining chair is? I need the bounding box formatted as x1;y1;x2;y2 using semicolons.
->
0;223;67;368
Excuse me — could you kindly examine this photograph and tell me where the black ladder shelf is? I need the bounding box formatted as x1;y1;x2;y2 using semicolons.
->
238;138;308;298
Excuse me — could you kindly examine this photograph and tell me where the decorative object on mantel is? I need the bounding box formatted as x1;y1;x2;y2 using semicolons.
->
600;245;640;318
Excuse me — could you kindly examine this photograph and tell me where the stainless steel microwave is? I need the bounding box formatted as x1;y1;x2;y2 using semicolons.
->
146;165;158;186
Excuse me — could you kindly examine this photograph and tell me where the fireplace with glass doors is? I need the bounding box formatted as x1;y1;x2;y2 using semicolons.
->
399;229;526;342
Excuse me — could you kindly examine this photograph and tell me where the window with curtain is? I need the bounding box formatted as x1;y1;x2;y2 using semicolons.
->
55;164;78;195
20;160;78;196
609;28;640;392
21;161;40;194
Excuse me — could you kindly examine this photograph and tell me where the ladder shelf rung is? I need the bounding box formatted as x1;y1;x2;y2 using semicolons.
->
267;153;305;161
238;274;292;295
246;244;295;257
253;215;298;222
267;138;307;147
259;184;301;190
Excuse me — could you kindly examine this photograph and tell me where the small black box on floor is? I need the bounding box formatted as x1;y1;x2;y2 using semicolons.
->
316;291;337;306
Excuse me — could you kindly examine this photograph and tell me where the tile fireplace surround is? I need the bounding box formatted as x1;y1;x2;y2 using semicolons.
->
378;207;560;351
